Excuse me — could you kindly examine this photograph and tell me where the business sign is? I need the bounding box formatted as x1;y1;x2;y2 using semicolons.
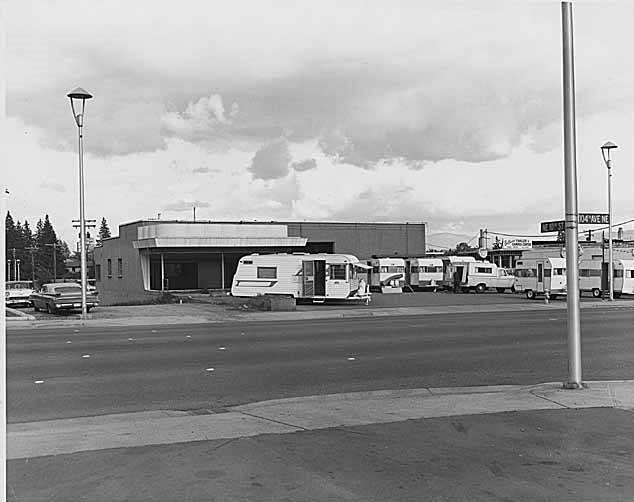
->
578;213;609;225
541;220;565;233
502;238;532;250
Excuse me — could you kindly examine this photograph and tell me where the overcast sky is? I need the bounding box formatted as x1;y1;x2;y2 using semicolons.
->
4;0;634;247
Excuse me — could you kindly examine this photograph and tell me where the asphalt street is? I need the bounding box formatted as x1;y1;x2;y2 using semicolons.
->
7;308;634;423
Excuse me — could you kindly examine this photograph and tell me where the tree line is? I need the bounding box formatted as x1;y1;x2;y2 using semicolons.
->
5;212;111;284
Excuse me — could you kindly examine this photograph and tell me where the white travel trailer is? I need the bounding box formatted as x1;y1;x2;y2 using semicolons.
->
514;257;567;299
580;259;634;298
613;260;634;297
439;256;476;290
231;253;371;302
368;257;406;293
405;258;443;291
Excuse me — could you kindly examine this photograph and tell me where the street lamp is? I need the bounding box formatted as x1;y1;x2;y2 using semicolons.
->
601;141;617;301
67;87;93;319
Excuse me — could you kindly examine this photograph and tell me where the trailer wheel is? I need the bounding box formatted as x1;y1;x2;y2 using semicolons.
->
614;292;622;299
475;284;486;294
591;288;602;298
526;290;535;300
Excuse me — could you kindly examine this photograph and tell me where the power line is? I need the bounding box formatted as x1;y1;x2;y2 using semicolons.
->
488;217;634;239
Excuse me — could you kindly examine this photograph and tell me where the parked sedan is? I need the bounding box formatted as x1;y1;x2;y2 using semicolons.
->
6;280;35;307
30;283;99;314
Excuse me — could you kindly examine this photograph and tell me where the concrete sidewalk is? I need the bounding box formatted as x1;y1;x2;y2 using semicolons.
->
6;298;634;329
9;380;634;459
8;381;634;502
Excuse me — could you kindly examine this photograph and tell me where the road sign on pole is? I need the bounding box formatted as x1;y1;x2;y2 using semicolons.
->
578;213;609;225
540;220;565;233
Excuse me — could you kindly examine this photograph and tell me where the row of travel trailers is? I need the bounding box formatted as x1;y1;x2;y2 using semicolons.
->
231;252;634;302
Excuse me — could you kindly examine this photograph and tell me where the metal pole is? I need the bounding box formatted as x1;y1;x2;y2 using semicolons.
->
221;252;225;289
160;252;165;291
16;259;20;281
53;245;57;282
606;159;614;302
561;0;583;389
78;121;88;318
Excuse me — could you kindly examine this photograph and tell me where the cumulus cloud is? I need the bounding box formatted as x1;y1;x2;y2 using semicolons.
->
193;166;211;173
291;158;317;172
162;94;237;143
248;140;291;180
162;200;211;212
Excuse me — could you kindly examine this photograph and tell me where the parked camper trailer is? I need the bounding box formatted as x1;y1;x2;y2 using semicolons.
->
439;256;476;291
405;258;443;291
368;258;406;293
455;261;515;293
231;253;371;302
579;259;634;298
514;257;566;299
613;260;634;297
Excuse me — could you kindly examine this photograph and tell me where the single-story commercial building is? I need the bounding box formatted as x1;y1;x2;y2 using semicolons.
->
94;219;427;304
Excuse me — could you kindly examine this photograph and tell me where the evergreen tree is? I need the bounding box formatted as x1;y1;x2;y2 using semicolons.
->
98;217;111;242
36;215;60;282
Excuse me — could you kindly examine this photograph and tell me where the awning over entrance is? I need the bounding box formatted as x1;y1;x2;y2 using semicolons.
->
133;237;307;249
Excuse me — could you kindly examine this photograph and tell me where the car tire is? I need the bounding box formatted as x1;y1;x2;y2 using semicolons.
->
33;304;40;312
614;292;622;299
496;287;506;293
475;284;486;294
592;288;602;298
526;290;535;300
87;307;92;313
46;303;56;315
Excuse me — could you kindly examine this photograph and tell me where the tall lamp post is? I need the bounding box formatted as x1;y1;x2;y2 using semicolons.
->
601;141;617;301
67;87;93;319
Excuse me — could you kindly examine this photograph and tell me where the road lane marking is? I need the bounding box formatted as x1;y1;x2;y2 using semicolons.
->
151;330;157;333
82;354;91;358
66;341;72;344
128;338;135;341
218;347;226;351
347;357;356;361
205;367;215;372
34;380;44;384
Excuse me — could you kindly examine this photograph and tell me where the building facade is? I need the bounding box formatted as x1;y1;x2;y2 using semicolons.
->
94;220;427;304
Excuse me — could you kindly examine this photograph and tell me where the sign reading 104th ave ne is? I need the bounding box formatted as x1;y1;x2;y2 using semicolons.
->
541;213;609;233
578;213;609;225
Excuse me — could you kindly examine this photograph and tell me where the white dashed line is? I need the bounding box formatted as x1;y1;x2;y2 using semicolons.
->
66;341;72;344
205;367;215;372
82;354;91;358
218;347;226;351
151;330;157;333
73;330;80;333
34;380;44;384
347;357;356;361
186;335;192;339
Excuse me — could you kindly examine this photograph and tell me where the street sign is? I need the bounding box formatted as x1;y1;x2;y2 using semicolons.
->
502;238;532;250
541;213;609;233
578;213;609;225
541;220;565;233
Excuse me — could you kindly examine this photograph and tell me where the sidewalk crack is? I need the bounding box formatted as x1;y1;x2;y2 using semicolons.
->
530;391;570;409
238;410;308;431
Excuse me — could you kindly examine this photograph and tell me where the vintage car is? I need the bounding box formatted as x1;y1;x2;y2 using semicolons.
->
30;282;99;314
5;280;35;307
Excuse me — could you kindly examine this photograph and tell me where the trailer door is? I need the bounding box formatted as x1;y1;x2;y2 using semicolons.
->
302;261;315;297
537;262;544;292
314;260;326;296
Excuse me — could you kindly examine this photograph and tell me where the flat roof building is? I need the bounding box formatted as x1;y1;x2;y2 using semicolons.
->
94;219;427;305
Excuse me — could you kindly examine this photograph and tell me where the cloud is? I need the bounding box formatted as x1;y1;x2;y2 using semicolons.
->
291;158;317;172
248;140;291;180
162;94;237;143
39;182;67;193
192;166;211;173
162;200;211;212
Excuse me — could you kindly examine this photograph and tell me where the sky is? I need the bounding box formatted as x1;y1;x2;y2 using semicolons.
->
3;0;634;248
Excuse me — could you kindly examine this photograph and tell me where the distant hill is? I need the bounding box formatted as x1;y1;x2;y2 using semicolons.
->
427;232;474;251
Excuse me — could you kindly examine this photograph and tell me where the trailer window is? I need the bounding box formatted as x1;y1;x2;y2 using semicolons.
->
475;267;492;274
257;267;277;279
544;269;551;277
553;268;565;276
329;264;346;280
579;269;589;277
614;269;623;278
589;269;602;277
629;271;634;279
384;266;403;273
410;266;419;273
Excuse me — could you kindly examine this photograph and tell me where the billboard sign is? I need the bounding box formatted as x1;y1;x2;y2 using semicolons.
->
502;238;532;250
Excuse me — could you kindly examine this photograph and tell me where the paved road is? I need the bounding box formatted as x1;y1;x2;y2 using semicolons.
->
7;308;634;423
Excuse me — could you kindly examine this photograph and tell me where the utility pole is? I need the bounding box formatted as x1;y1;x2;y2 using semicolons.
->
45;243;62;282
193;206;196;222
26;246;37;283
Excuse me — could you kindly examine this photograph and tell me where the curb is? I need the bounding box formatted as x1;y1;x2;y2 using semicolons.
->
8;380;634;459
